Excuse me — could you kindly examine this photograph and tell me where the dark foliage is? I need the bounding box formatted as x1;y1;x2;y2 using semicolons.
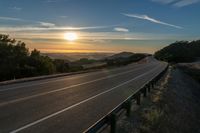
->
154;40;200;63
53;59;69;73
178;65;200;82
0;35;58;81
75;58;96;65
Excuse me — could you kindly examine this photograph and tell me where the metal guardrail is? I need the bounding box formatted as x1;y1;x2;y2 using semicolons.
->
84;64;169;133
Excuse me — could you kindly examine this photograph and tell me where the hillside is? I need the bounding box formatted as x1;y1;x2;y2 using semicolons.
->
43;53;114;61
105;52;147;66
106;52;134;60
154;40;200;63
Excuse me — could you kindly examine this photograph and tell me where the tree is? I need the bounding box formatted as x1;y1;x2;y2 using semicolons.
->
0;34;56;81
0;35;30;80
28;49;56;76
53;59;69;73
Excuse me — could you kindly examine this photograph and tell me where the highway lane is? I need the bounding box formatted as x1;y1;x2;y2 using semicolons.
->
0;61;156;103
0;58;167;133
0;61;150;92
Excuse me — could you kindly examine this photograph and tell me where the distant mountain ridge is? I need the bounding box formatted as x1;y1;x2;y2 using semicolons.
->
106;52;134;60
42;53;114;61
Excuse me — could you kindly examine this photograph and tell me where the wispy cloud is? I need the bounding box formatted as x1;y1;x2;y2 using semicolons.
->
173;0;200;7
38;22;55;27
122;13;183;29
59;16;68;18
114;27;129;32
151;0;200;7
0;26;112;32
151;0;177;4
44;0;67;3
45;0;58;3
0;16;23;21
0;16;56;27
0;16;117;32
10;6;22;11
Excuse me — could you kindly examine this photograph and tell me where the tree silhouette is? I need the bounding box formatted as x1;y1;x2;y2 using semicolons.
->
0;34;56;81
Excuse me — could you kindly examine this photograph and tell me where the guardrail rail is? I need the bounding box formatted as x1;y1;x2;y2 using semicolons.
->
84;64;169;133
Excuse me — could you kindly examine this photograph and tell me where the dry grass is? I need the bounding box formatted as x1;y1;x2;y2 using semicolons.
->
117;66;200;133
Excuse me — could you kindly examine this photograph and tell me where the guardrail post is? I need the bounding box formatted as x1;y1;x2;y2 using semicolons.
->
151;81;154;89
147;84;151;93
110;114;117;133
136;93;141;105
143;87;147;97
125;100;132;117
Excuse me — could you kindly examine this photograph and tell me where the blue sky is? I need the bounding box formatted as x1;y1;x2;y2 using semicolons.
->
0;0;200;53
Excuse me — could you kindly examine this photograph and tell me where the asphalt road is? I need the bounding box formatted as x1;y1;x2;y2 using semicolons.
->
0;57;167;133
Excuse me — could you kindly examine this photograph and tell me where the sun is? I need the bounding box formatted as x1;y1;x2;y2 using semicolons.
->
64;32;78;41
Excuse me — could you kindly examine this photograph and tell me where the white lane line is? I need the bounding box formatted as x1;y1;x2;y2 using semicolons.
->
0;64;156;107
0;63;152;92
10;64;162;133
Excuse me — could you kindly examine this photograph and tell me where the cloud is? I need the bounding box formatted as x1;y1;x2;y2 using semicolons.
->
45;0;58;3
0;16;53;24
0;16;23;21
151;0;200;7
10;6;22;11
4;30;182;42
114;27;129;32
151;0;177;4
0;15;117;32
44;0;67;3
38;22;55;27
122;13;183;29
173;0;200;7
0;25;112;32
59;16;68;18
0;16;56;27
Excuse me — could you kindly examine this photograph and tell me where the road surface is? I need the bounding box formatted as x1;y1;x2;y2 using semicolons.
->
0;57;167;133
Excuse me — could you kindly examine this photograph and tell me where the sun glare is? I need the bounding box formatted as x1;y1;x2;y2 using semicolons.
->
64;32;78;41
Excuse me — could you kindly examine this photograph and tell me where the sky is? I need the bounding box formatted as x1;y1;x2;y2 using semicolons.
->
0;0;200;53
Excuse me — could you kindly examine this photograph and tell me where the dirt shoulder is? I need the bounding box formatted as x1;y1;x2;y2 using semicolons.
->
117;66;200;133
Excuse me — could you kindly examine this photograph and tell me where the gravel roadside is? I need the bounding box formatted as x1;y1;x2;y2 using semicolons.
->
117;66;200;133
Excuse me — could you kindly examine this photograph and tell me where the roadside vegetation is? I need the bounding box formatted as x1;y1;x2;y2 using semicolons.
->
0;34;146;82
177;64;200;82
154;40;200;63
0;34;56;81
118;67;200;133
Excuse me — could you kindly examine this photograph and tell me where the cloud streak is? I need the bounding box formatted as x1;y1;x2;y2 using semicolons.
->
173;0;200;7
114;27;129;32
151;0;200;7
10;6;22;11
0;25;114;32
151;0;176;4
38;22;55;27
122;13;183;29
0;16;116;31
0;16;23;21
0;16;56;28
